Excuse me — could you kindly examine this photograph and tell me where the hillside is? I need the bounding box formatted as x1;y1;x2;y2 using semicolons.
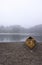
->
27;24;42;35
0;24;42;35
27;24;42;32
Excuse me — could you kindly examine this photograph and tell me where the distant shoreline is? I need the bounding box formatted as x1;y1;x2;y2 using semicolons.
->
0;41;42;43
0;41;24;43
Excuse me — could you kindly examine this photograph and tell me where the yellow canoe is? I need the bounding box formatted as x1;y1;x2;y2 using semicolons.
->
25;36;36;49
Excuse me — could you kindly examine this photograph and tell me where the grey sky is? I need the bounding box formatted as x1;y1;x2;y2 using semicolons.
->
0;0;42;28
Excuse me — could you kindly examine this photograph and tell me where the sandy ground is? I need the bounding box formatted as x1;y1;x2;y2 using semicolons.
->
0;42;42;65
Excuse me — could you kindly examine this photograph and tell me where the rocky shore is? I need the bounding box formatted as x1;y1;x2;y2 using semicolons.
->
0;42;42;65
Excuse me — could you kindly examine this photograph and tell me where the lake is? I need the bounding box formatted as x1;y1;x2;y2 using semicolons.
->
0;34;42;42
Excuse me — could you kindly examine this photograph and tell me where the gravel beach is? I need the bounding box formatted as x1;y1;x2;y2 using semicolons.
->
0;42;42;65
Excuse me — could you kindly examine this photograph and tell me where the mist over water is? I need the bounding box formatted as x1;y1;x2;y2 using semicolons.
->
0;0;42;42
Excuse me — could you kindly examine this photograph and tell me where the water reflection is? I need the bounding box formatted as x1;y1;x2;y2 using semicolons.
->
0;35;27;42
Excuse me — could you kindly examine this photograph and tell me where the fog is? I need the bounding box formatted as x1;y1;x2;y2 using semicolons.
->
0;0;42;28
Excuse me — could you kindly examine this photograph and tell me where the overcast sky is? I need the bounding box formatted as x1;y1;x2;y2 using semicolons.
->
0;0;42;28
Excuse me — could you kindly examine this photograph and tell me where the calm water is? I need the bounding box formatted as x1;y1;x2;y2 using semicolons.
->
0;35;42;42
